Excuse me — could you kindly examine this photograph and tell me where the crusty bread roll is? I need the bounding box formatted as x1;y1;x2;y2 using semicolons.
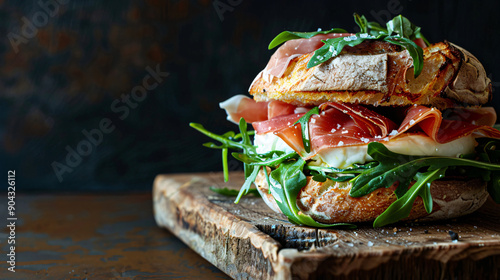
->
254;170;489;224
240;38;495;226
250;41;491;109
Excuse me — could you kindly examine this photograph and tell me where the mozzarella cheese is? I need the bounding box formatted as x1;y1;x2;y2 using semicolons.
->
254;133;476;168
254;132;295;154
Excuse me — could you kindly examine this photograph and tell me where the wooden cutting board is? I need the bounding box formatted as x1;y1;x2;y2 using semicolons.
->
153;172;500;280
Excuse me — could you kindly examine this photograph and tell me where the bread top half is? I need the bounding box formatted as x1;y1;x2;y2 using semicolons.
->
249;41;491;109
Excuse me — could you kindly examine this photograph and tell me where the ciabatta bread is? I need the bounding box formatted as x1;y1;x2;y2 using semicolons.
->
250;42;491;109
254;170;489;224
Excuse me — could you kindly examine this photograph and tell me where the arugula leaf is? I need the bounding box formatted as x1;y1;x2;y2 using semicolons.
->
306;162;378;174
384;36;424;77
307;33;383;68
210;186;260;197
190;120;256;182
475;137;500;203
367;21;387;35
293;107;319;154
190;122;256;151
307;32;424;77
351;142;500;198
310;172;355;182
193;119;500;228
346;141;500;226
235;165;261;203
268;28;348;49
306;163;375;183
386;15;419;39
193;120;353;226
269;158;355;228
250;152;299;166
267;14;429;78
307;14;426;77
238;118;254;179
268;158;306;224
353;13;368;33
386;14;430;46
373;167;446;227
232;151;299;167
222;148;229;182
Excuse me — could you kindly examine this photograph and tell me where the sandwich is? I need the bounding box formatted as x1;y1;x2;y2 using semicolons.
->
191;14;500;227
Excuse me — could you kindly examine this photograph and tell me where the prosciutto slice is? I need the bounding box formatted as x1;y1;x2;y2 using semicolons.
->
221;91;500;156
219;95;298;124
253;102;397;156
253;113;306;154
398;105;500;143
309;103;397;155
220;95;268;124
252;113;303;135
251;101;500;156
318;102;396;137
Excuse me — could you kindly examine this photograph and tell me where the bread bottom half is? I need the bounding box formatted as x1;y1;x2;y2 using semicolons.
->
254;169;489;224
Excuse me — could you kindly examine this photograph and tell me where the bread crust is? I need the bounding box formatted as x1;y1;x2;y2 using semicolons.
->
250;42;491;109
254;170;489;224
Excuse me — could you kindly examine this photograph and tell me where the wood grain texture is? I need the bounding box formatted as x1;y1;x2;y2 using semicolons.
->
153;172;500;280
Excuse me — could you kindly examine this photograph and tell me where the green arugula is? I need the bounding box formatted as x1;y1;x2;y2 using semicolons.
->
268;157;355;228
235;165;261;203
349;142;500;227
268;13;428;77
192;118;500;228
191;119;355;228
233;150;299;167
489;175;500;203
307;32;383;67
350;142;500;200
373;167;446;227
293;107;319;154
268;28;348;49
475;138;500;203
386;14;430;45
305;163;376;182
353;13;369;33
238;118;255;179
307;32;423;77
190;121;256;182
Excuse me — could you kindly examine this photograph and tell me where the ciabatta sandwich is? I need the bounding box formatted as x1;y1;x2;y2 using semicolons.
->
192;14;500;227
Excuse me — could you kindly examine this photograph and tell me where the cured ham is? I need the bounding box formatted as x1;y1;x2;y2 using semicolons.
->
308;103;396;154
219;95;297;124
252;102;396;155
220;91;500;157
249;100;500;156
268;100;297;119
220;95;269;124
398;105;500;143
252;113;303;135
318;102;396;137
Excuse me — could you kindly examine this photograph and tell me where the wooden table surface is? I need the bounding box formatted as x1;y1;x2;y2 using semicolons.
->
0;192;231;279
154;172;500;280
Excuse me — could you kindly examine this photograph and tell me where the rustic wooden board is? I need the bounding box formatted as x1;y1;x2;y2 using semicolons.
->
153;172;500;280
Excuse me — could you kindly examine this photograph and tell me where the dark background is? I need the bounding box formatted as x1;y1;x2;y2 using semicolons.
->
1;0;499;191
